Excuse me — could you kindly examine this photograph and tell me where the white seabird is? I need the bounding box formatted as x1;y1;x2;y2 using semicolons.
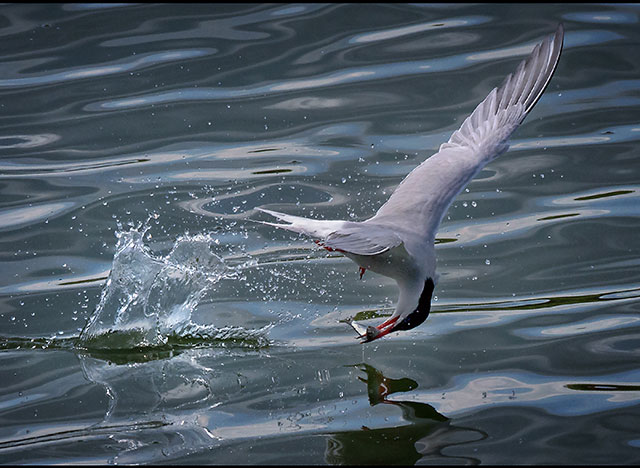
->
257;24;564;343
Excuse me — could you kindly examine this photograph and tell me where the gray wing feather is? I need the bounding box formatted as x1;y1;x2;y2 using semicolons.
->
370;24;564;240
257;25;564;256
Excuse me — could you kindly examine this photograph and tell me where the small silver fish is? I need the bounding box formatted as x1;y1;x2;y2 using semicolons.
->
340;318;381;343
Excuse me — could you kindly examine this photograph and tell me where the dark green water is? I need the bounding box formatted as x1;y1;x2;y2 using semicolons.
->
1;3;639;464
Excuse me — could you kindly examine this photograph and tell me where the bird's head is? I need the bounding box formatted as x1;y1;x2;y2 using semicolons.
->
359;277;435;343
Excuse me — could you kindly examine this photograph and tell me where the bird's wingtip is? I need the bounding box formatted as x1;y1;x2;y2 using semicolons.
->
256;207;285;215
554;23;564;44
255;207;296;223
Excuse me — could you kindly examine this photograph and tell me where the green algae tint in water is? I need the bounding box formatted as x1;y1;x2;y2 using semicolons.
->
1;3;640;464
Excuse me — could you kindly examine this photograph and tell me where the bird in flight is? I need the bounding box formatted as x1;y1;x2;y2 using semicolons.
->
257;25;564;343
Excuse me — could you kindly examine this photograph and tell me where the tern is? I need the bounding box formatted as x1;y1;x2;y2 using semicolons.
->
257;25;564;343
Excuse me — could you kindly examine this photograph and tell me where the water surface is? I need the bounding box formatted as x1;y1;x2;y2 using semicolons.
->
1;3;640;464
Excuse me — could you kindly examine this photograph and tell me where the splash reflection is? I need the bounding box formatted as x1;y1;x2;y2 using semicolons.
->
76;347;234;463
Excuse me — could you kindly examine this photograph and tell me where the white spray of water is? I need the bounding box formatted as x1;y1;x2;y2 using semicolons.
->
79;221;271;349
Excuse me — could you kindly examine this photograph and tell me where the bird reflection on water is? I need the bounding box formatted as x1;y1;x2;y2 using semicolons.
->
325;363;487;465
75;345;487;464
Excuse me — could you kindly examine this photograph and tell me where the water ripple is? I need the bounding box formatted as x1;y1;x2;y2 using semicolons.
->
0;133;60;149
0;49;215;89
351;16;490;44
516;315;640;339
86;30;621;111
563;10;639;25
436;184;640;248
0;201;75;231
429;283;640;332
98;4;328;49
407;369;640;417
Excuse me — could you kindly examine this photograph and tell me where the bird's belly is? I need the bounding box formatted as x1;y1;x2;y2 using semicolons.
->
344;245;422;280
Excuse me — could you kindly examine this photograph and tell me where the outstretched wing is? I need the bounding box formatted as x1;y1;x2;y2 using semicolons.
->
256;208;402;256
368;24;564;241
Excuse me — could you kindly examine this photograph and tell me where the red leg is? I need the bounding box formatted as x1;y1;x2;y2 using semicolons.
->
314;239;344;253
359;267;366;279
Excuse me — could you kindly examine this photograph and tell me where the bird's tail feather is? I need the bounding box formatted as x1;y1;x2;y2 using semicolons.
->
255;207;347;238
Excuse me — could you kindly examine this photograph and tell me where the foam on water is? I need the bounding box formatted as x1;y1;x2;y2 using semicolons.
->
78;220;271;350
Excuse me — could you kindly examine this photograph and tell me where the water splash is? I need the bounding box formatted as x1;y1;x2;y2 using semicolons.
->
78;221;271;350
